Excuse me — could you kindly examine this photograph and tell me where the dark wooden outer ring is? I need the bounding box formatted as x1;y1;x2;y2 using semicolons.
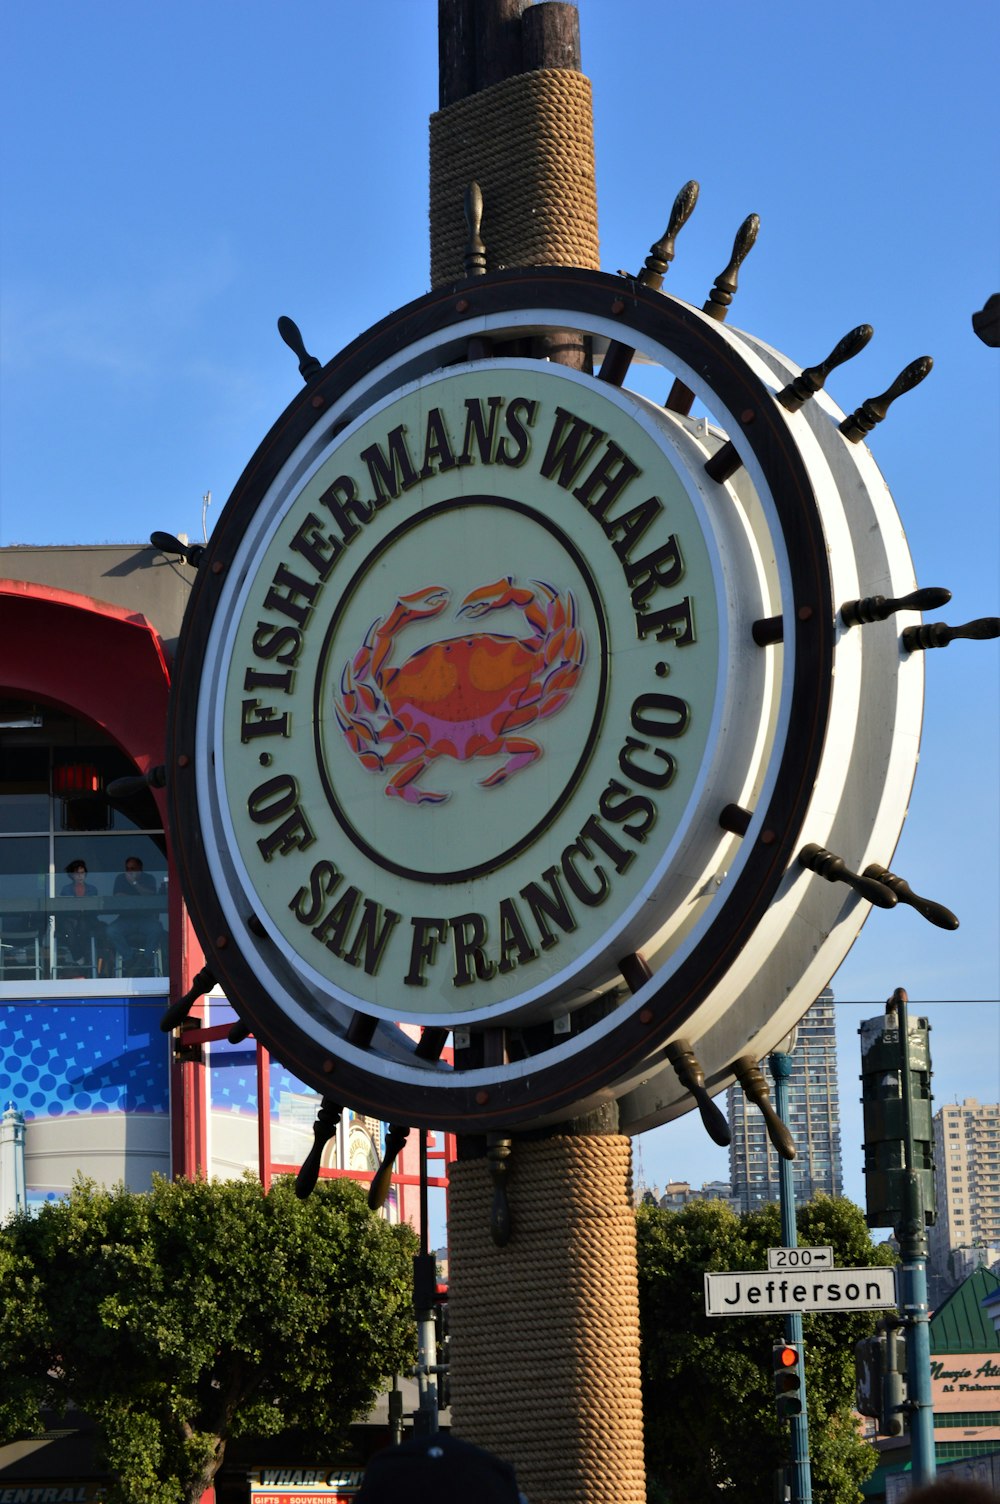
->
167;267;834;1130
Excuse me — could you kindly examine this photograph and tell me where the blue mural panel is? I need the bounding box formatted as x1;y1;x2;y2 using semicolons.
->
206;1001;322;1118
0;997;170;1119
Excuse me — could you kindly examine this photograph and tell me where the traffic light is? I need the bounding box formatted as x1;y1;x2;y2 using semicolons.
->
859;1008;936;1231
433;1293;450;1411
855;1329;907;1436
772;1342;804;1419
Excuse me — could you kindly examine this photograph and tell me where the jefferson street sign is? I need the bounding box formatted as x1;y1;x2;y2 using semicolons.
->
704;1267;897;1317
766;1245;834;1271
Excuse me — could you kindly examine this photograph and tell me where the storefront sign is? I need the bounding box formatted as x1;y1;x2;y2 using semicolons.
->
930;1353;1000;1411
0;1489;105;1503
249;1466;363;1501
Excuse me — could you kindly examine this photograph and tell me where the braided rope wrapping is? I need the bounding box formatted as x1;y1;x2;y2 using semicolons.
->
448;1136;646;1504
429;69;600;287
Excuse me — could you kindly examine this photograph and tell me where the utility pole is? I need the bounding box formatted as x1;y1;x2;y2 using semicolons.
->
859;988;937;1488
412;1129;441;1435
893;991;937;1485
769;1049;813;1504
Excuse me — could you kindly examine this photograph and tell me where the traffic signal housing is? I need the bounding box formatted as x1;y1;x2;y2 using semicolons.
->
773;1342;804;1419
433;1288;450;1411
859;1010;936;1231
855;1328;907;1436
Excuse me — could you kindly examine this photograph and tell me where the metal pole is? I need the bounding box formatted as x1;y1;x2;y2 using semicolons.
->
891;990;936;1486
412;1128;440;1435
769;1051;812;1504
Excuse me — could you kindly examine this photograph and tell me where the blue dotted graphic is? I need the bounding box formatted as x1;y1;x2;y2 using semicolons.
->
2;999;319;1129
0;999;169;1121
208;1008;316;1114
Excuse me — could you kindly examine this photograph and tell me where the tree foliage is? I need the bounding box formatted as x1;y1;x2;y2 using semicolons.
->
0;1174;417;1504
637;1195;896;1504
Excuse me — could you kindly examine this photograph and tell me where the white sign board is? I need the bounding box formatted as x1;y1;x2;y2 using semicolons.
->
250;1468;364;1501
766;1245;834;1271
704;1267;897;1317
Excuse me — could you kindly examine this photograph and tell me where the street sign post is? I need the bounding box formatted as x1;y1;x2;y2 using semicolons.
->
766;1245;834;1271
704;1267;897;1317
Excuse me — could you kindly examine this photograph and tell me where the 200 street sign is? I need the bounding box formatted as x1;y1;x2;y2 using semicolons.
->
766;1245;834;1271
704;1267;897;1317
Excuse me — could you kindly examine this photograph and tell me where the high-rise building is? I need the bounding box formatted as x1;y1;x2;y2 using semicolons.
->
727;988;843;1213
929;1099;1000;1302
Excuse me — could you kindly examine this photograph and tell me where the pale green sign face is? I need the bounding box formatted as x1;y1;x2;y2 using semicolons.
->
217;362;720;1020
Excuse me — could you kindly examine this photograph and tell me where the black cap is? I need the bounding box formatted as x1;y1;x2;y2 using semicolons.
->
357;1432;522;1504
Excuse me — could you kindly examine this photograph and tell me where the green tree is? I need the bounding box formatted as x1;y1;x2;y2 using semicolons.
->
637;1195;896;1504
0;1174;416;1504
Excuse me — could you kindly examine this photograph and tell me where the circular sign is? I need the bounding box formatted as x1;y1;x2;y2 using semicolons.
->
168;269;922;1131
207;361;753;1025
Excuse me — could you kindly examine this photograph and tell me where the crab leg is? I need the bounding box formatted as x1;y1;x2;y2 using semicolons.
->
479;736;542;789
386;751;449;806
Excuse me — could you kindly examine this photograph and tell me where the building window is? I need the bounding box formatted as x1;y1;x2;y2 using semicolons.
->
0;701;167;985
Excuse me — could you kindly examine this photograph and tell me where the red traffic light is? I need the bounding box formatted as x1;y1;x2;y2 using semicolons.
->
772;1342;804;1418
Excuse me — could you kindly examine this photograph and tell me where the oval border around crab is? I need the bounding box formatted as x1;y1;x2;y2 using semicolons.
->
313;495;610;884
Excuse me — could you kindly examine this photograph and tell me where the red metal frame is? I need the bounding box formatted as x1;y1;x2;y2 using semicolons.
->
0;579;453;1219
170;906;208;1180
0;579;210;1182
178;1022;454;1228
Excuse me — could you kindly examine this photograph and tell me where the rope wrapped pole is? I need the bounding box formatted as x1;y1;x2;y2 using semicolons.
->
430;68;600;287
432;1;597;367
430;11;645;1500
448;1137;645;1504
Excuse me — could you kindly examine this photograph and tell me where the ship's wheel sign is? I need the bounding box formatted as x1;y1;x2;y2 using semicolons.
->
212;361;725;1023
168;268;931;1132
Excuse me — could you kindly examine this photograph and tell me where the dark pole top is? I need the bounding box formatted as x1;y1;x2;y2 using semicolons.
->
438;0;581;108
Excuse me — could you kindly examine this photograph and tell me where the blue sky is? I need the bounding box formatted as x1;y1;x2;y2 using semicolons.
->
2;1;997;1223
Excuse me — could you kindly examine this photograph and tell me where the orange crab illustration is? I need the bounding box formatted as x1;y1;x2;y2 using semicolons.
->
334;578;586;805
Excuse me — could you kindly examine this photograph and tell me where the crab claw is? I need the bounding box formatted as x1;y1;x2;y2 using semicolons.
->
370;587;450;680
397;585;449;619
458;577;532;619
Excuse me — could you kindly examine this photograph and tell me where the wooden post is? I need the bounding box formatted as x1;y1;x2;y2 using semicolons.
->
432;0;591;362
432;7;646;1499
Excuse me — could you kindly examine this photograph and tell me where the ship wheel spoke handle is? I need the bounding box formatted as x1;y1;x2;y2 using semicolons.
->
295;1097;344;1199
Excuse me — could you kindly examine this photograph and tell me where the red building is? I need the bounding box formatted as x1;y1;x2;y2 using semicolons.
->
0;543;449;1499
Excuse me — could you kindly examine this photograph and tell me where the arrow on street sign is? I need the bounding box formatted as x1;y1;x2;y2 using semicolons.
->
704;1267;897;1317
766;1245;834;1271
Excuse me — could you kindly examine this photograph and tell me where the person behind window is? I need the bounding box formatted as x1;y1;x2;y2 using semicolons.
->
107;856;164;975
58;859;100;973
